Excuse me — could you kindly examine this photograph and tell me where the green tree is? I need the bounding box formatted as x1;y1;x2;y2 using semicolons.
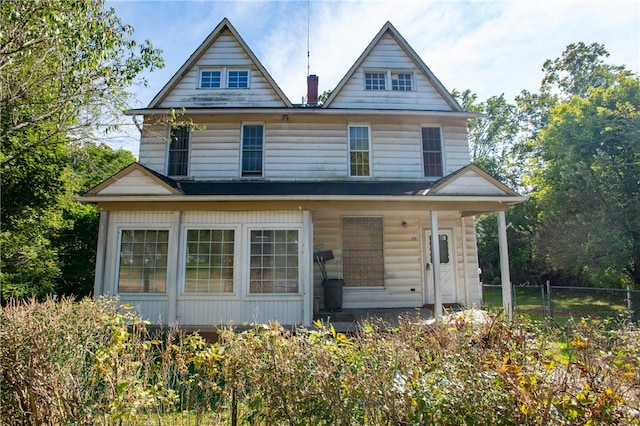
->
1;0;161;299
532;74;640;287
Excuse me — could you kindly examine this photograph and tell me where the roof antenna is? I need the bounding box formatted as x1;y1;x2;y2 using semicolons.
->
307;0;310;76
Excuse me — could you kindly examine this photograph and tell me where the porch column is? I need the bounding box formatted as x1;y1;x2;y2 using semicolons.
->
302;210;313;326
497;210;513;320
93;209;109;296
430;210;443;317
167;211;182;325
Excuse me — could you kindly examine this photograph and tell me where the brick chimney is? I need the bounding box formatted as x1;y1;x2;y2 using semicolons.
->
307;74;319;106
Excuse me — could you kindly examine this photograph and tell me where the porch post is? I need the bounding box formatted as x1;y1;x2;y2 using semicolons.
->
167;211;182;325
497;210;513;320
430;210;442;317
302;210;313;326
93;209;109;296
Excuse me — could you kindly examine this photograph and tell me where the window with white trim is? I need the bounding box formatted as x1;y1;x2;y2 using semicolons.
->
348;125;371;177
199;69;221;88
168;126;189;176
364;70;413;91
241;124;264;177
342;217;384;287
117;230;169;293
185;229;235;293
421;127;443;177
227;70;249;88
249;230;299;294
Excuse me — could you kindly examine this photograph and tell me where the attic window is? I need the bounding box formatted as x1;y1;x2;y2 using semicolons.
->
200;70;221;88
365;70;413;92
228;70;249;88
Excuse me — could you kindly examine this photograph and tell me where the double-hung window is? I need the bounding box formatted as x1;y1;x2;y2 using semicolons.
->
249;230;299;294
342;217;384;287
421;127;443;177
168;126;189;176
117;229;169;293
348;125;371;177
241;124;264;177
185;229;235;293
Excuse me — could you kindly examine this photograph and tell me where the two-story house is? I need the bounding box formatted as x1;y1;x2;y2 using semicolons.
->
81;19;524;327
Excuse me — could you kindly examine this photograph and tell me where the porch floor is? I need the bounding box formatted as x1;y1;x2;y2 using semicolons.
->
313;304;462;333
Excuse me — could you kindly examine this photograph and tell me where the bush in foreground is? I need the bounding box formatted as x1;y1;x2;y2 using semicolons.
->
1;298;639;425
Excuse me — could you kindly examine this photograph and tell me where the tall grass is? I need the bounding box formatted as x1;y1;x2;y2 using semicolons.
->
1;298;639;425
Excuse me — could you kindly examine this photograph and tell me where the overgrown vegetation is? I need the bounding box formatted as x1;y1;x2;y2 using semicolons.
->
1;298;638;425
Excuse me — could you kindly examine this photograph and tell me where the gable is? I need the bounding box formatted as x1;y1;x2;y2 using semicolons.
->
430;164;519;196
324;22;461;111
85;163;181;196
149;19;292;109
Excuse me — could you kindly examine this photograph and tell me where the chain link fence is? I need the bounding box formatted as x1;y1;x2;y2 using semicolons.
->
482;283;639;323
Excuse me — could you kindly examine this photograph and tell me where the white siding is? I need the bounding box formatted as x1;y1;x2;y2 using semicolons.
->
158;30;287;108
138;115;471;180
97;169;173;195
437;170;508;195
329;34;452;111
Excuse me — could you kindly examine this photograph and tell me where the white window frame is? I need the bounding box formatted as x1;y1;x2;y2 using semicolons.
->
348;123;372;178
246;226;302;297
180;225;240;296
166;126;191;177
115;227;171;295
198;67;251;89
240;122;265;178
198;68;222;88
420;125;445;178
364;69;415;92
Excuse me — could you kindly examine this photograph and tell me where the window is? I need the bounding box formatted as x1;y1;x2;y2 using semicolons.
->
342;217;384;287
200;70;221;88
365;72;386;90
421;127;443;177
392;73;412;91
430;234;450;264
241;124;264;177
349;125;370;177
249;230;299;294
227;70;249;88
185;229;234;293
168;126;189;176
118;230;169;293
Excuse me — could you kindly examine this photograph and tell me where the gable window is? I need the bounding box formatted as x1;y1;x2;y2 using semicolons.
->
348;125;371;177
249;230;299;294
168;126;189;176
185;229;235;293
391;73;412;91
421;127;443;177
200;70;221;88
342;217;384;287
365;72;386;90
117;229;169;293
227;70;249;88
241;124;264;177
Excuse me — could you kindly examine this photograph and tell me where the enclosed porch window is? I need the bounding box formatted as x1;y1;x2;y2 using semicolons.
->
342;217;384;286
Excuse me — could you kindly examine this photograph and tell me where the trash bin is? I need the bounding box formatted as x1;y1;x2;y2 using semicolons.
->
322;279;344;312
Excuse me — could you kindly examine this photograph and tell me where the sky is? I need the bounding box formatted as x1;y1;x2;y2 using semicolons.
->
105;0;640;154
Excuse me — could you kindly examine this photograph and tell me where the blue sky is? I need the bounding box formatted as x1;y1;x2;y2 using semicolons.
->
105;0;639;154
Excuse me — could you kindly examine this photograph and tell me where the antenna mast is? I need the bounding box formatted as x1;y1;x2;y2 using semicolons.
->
307;0;310;76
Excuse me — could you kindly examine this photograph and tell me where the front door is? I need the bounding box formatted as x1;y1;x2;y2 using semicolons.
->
423;229;457;304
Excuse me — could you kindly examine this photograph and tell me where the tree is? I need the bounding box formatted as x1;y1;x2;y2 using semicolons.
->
0;0;161;299
532;74;640;287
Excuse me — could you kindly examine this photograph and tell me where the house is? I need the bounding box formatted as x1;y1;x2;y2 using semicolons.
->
80;19;525;327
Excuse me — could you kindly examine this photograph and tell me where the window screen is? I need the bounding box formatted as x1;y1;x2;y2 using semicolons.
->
422;127;443;177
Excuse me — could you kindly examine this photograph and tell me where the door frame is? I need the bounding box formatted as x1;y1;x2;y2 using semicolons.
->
422;228;457;305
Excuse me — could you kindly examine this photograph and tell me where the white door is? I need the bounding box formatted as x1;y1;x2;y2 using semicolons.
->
423;229;457;304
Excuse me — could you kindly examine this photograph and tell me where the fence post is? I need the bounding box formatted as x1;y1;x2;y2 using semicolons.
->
512;283;517;311
541;285;546;318
628;284;637;323
546;280;553;321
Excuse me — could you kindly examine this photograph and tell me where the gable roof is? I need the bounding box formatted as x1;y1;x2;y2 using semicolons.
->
147;18;293;108
323;21;462;111
428;164;520;196
84;163;181;196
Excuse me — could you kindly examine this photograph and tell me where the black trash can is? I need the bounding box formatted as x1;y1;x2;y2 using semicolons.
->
322;279;344;312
